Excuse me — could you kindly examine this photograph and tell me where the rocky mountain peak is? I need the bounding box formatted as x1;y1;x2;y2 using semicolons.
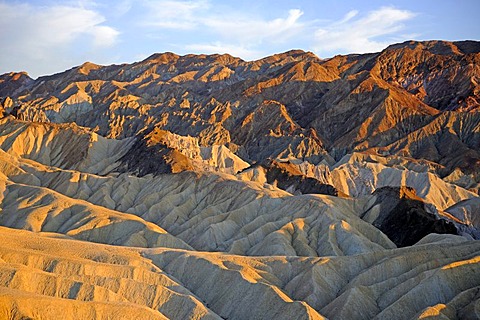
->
143;52;181;64
77;61;103;75
386;39;480;55
0;71;33;96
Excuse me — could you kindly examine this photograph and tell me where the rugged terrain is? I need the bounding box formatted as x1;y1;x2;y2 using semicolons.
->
0;40;479;319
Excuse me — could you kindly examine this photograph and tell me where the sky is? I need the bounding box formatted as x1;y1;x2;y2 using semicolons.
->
1;0;479;78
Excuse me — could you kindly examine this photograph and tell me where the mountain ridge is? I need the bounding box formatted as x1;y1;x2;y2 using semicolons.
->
0;40;478;179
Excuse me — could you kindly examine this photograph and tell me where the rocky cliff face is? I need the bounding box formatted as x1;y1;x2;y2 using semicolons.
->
0;40;479;319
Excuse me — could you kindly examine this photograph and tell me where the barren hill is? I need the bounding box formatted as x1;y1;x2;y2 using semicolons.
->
0;40;479;319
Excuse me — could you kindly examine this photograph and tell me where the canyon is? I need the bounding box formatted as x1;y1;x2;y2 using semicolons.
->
0;40;479;319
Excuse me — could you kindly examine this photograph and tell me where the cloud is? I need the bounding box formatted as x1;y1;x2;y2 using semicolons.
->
111;0;134;17
139;2;416;61
141;0;209;29
313;7;416;56
0;1;421;77
140;0;305;42
139;1;306;59
92;26;120;47
0;2;119;77
203;9;304;45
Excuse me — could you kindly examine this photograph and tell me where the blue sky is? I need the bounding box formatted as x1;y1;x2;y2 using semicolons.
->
1;0;479;78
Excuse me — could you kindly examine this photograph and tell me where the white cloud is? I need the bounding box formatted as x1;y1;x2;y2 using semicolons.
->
313;7;416;56
139;1;306;59
335;10;359;25
139;2;416;61
0;2;119;77
0;1;421;77
92;25;121;47
112;0;134;17
203;9;304;45
141;0;209;29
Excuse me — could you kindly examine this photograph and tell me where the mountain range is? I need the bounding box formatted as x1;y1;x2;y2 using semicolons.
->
0;40;479;319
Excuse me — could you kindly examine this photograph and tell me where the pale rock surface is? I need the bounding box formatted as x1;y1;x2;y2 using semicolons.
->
329;156;478;211
200;144;250;174
0;227;479;319
0;118;133;175
445;197;480;238
0;148;394;256
0;227;219;320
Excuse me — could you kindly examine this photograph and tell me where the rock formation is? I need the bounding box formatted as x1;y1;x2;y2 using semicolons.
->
0;40;479;319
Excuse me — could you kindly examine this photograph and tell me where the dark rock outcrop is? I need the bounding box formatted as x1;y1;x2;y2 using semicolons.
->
119;129;195;175
260;159;344;196
365;186;458;247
